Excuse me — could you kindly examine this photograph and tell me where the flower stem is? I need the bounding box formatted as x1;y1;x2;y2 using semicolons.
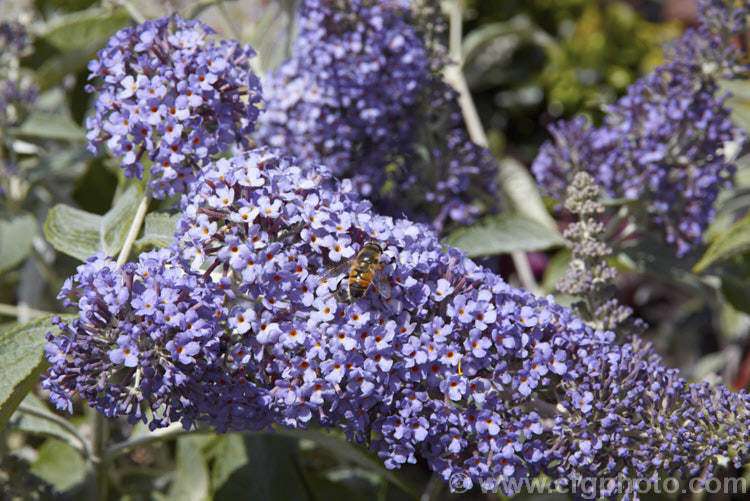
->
442;0;540;295
0;303;51;319
87;411;109;501
16;404;96;462
104;422;191;460
116;187;153;268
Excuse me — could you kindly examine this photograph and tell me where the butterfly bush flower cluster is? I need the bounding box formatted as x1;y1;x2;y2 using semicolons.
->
85;15;262;199
42;250;227;428
44;149;750;497
552;336;750;499
532;0;748;257
256;0;498;232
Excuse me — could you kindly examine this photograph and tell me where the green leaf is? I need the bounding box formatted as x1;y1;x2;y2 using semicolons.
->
101;185;143;257
168;435;212;501
497;157;558;232
27;7;131;90
277;428;415;497
300;474;366;501
30;438;87;493
9;393;81;446
0;315;70;430
13;113;86;142
722;269;750;314
541;248;572;293
245;1;292;71
617;233;701;281
693;214;750;273
444;213;566;258
720;79;750;135
44;185;143;261
0;213;36;275
134;212;179;253
211;434;310;501
44;204;102;261
39;7;130;51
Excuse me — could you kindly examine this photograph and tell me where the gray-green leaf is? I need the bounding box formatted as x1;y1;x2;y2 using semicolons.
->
168;435;212;501
0;213;36;275
0;315;71;430
278;428;416;497
445;213;566;258
497;157;558;232
44;185;143;261
134;212;179;253
13;113;86;142
211;433;310;501
720;79;750;135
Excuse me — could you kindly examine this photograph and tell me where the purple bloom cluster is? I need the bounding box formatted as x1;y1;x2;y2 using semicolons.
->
532;0;746;257
552;337;750;499
42;250;226;428
256;0;498;232
44;149;750;495
84;15;262;199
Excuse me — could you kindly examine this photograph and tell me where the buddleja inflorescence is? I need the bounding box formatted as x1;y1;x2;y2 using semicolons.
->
41;1;750;499
532;0;749;257
256;0;498;232
44;147;750;497
84;15;262;199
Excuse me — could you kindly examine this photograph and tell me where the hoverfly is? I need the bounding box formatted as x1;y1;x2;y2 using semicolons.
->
322;241;391;303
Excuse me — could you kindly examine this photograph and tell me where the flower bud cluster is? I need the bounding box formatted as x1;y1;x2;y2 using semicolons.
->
44;150;750;496
532;0;746;257
256;0;498;232
84;15;262;199
557;172;645;338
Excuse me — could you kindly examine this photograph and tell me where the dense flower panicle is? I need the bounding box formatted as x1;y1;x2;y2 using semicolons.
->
163;148;596;479
256;0;498;232
551;337;750;499
695;0;750;77
84;15;262;199
532;0;746;257
42;250;228;429
45;149;750;496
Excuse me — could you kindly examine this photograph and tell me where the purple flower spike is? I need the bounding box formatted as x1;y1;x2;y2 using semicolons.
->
85;15;262;199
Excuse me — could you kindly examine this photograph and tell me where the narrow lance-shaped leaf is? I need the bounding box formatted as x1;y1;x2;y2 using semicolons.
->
101;184;143;257
277;428;416;497
497;157;559;232
13;113;86;142
43;205;102;261
210;434;310;501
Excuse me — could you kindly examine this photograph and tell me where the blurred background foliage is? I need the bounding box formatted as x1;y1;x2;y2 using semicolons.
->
463;0;682;159
3;0;750;499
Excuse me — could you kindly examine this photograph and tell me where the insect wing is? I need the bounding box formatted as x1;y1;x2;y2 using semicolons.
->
321;258;354;280
372;268;391;299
